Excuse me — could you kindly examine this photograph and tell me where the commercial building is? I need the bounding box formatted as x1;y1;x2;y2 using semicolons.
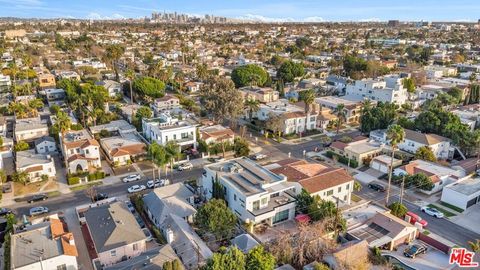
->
441;176;480;210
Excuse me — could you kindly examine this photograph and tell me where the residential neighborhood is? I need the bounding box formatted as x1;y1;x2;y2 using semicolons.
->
0;2;480;270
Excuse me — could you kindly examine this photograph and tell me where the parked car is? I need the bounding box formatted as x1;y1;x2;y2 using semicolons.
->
177;162;193;171
29;206;49;216
0;208;12;217
404;244;427;258
125;201;135;213
122;174;141;183
93;193;109;202
405;211;428;227
27;194;48;203
252;153;267;160
367;183;386;192
127;185;146;193
134;214;146;228
420;206;444;218
142;228;153;242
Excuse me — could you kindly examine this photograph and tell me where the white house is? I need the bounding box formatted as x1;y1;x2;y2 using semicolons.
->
201;157;297;226
370;129;454;160
11;218;78;270
142;115;197;150
370;155;402;174
151;95;181;113
16;149;56;182
14;117;49;142
34;136;57;154
345;75;408;105
60;130;101;173
96;80;122;97
441;176;480;211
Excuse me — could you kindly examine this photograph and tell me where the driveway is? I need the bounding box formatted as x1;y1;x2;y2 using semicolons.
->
64;208;94;270
354;171;378;184
450;204;480;234
384;241;454;270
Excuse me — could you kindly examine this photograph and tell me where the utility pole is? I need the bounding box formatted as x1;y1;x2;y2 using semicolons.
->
400;175;405;205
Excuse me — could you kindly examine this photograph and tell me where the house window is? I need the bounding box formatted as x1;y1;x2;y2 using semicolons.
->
327;190;333;196
273;209;289;224
253;201;260;211
133;243;138;251
174;134;177;140
57;264;67;270
261;197;268;205
111;250;117;257
86;149;89;154
234;194;237;201
346;184;350;190
338;186;342;193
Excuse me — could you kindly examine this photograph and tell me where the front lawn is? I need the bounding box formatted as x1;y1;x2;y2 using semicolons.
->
70;181;103;192
427;204;456;218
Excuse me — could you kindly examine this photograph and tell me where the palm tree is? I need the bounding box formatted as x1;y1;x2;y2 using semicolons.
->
105;44;125;81
244;99;260;122
359;99;372;134
28;98;44;117
385;124;405;205
468;239;480;252
55;111;71;136
8;62;19;95
125;69;136;105
12;171;29;186
299;89;316;133
334;104;346;134
165;141;181;176
148;142;167;178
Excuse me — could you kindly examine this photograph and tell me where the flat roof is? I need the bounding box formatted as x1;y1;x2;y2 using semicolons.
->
16;149;52;168
447;177;480;196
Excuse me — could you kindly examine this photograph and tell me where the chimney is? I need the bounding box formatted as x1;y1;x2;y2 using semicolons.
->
166;228;174;244
68;236;75;246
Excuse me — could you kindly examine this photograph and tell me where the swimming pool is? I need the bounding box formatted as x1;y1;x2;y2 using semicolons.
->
382;254;417;270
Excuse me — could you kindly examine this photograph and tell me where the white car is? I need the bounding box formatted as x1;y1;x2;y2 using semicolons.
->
177;162;193;171
252;153;267;160
29;206;49;216
420;206;444;218
147;179;170;188
127;185;146;193
122;174;141;183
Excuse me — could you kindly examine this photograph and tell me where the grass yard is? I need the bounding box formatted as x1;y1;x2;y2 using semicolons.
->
70;181;103;192
351;194;363;203
13;181;46;196
440;201;464;213
427;204;456;218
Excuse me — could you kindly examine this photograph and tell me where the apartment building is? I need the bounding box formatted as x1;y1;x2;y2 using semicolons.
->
60;129;101;173
142;115;196;150
11;218;78;270
201;157;297;226
240;86;279;103
315;96;363;124
345;75;408;104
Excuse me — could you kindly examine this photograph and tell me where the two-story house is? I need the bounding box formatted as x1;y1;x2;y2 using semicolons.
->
199;124;235;145
60;130;101;173
345;75;408;105
240;86;279;103
16;149;56;182
201;157;297;226
142;115;196;150
96;80;122;98
14;117;49;142
151;95;181;113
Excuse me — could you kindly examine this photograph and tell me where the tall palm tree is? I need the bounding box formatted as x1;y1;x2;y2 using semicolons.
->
55;111;71;136
359;99;372;134
8;62;19;95
148;142;167;178
385;124;405;205
299;89;316;133
105;44;125;81
28;98;44;117
125;69;136;105
244;99;260;122
165;141;181;176
334;104;346;134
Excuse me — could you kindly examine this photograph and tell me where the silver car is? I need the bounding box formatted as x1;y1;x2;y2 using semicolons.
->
29;206;49;216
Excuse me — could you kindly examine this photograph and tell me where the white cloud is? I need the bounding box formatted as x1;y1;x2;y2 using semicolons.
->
359;17;382;22
86;12;125;20
237;14;296;23
303;16;325;22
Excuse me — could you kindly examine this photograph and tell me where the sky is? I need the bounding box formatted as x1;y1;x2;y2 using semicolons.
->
0;0;480;22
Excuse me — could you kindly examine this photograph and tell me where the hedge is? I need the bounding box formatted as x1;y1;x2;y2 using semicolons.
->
88;171;106;181
325;150;358;168
67;177;80;185
440;201;464;213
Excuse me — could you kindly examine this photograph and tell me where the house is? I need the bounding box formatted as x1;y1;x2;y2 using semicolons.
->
394;159;467;194
89;120;137;135
14;117;49;142
450;104;480;130
16;149;56;182
38;73;56;89
143;183;196;227
370;129;454;160
0;74;12;92
345;75;408;104
331;137;384;167
142;115;197;150
326;75;348;93
441;176;480;211
104;244;181;270
199;125;235;145
370;155;402;174
11;217;78;270
347;211;418;251
34;136;57;154
84;201;147;267
240;86;279;103
160;214;213;269
151;95;181;113
266;159;354;206
55;70;81;81
44;88;67;106
201;157;297;226
185;81;203;93
101;133;146;166
315;96;363;124
96;80;122;97
60;129;101;173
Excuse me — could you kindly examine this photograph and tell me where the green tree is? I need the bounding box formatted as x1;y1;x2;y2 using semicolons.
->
385;125;405;205
125;69;136;104
204;246;245;270
133;76;166;100
105;44;125;81
246;245;276;270
194;199;237;239
133;106;152;130
295;36;312;49
354;181;362;192
277;61;305;83
231;64;269;88
295;189;314;213
411;173;435;191
403;78;416;93
244;99;260;122
468;239;480;252
201;76;244;123
212;174;225;200
165;141;181;176
415;146;436;162
334;104;346;134
233;137;250;157
388;202;408;218
54;111;72;136
12;171;29;185
148;142;167;178
14;141;29;152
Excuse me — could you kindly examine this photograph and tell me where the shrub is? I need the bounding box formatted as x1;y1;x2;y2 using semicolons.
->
67;177;80;185
325;150;358;168
88;171;105;181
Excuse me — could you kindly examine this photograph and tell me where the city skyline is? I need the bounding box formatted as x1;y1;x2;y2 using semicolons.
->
0;0;480;22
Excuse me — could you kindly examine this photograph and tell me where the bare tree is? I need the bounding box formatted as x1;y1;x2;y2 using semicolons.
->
85;187;97;203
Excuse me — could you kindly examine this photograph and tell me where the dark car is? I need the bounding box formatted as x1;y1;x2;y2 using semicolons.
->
404;244;427;258
93;193;108;202
0;208;12;216
27;194;48;203
368;183;386;192
135;214;145;228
